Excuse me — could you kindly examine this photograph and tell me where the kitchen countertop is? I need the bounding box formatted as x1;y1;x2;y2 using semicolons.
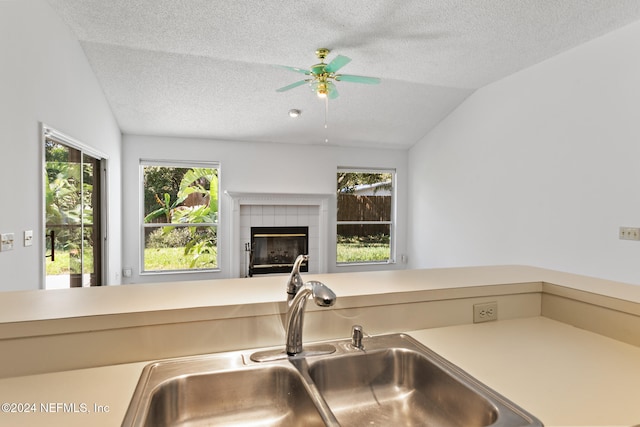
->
409;317;640;427
2;265;639;327
1;316;638;427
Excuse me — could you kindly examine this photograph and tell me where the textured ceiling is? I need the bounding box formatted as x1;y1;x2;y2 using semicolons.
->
47;0;640;149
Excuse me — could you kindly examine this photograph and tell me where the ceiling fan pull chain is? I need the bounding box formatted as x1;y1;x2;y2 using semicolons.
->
324;96;329;143
324;96;328;129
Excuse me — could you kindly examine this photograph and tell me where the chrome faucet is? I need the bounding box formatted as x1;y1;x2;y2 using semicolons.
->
285;280;336;355
250;255;337;362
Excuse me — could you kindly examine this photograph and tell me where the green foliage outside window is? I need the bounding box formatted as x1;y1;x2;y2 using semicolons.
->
143;165;219;271
337;170;394;264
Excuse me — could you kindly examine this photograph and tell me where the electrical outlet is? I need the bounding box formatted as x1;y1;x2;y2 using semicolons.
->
619;227;640;241
473;302;498;323
1;233;15;252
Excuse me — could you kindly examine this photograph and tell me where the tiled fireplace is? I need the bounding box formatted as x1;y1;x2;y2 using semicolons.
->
225;192;331;277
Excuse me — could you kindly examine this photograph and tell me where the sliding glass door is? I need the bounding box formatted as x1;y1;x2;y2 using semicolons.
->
44;130;103;288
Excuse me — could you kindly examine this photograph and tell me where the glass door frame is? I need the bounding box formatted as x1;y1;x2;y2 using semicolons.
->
41;123;109;289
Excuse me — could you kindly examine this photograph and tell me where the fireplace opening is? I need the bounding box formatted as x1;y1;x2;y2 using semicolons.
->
249;226;308;276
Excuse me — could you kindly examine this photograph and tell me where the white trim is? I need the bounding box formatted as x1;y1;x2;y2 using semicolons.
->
40;125;46;289
139;159;220;169
225;191;332;277
41;123;109;288
337;166;395;174
42;124;108;161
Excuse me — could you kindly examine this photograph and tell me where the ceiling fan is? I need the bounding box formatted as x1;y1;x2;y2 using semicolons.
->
276;48;381;99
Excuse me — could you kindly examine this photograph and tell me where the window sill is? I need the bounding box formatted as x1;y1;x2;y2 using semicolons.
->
336;260;396;268
140;268;221;276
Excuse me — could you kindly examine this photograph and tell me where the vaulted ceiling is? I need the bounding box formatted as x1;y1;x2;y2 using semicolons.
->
47;0;640;149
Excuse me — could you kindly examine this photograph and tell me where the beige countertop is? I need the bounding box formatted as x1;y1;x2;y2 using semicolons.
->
1;316;639;427
409;317;640;427
2;265;639;326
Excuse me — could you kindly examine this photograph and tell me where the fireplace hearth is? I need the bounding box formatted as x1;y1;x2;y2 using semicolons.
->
249;226;309;276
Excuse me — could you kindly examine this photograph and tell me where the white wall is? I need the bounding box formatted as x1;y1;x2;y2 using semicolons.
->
408;20;640;284
121;135;408;283
0;1;122;291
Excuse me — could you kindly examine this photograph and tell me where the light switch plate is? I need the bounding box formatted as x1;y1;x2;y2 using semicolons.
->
1;233;15;251
619;227;640;241
24;230;33;247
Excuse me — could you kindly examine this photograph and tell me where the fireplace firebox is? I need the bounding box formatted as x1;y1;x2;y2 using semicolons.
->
249;226;308;276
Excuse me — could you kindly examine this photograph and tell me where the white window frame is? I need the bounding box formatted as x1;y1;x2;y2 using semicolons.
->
336;167;396;266
139;159;220;275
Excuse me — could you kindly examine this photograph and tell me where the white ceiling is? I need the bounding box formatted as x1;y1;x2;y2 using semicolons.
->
47;0;640;149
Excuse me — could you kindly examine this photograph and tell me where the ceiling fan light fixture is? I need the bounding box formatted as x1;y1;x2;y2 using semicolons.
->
288;109;301;118
316;82;329;98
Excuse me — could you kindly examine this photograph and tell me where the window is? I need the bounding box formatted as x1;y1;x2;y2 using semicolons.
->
44;126;107;288
141;161;219;273
336;168;395;264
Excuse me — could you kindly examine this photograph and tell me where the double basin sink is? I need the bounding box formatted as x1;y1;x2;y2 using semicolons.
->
122;333;543;426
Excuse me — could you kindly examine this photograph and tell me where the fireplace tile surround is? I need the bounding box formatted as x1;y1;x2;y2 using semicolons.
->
225;192;331;277
243;208;316;275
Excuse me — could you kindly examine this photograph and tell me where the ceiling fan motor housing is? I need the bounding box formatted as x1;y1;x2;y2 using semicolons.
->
311;63;328;75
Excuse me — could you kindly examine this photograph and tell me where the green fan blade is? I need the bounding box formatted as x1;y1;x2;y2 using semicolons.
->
336;74;381;84
327;81;339;99
324;55;351;73
276;80;308;92
277;65;310;75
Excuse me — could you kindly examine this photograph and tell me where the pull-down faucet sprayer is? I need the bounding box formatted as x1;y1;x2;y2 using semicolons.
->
285;255;336;356
250;254;337;362
285;280;336;355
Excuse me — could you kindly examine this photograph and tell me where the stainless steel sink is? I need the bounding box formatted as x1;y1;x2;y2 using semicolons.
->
123;333;543;427
122;353;326;427
308;349;497;426
144;365;324;426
